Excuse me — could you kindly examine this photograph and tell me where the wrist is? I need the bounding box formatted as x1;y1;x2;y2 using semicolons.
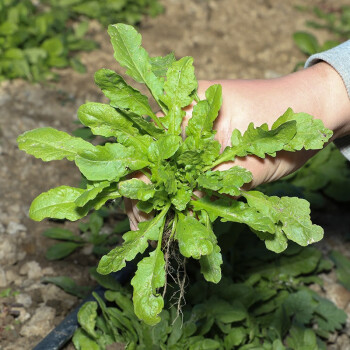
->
286;62;350;140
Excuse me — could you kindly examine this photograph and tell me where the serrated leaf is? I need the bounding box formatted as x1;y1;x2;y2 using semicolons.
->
78;102;152;153
29;186;88;221
131;248;166;325
17;127;95;161
119;178;155;201
191;197;275;233
171;186;192;211
315;297;347;332
220;120;297;162
176;214;214;259
243;191;324;247
75;143;149;181
197;166;252;196
97;210;167;274
272;108;333;151
94;68;156;119
283;290;315;324
186;84;222;141
108;23;163;101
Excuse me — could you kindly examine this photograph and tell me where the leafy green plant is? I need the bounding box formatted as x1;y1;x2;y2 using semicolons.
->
0;0;162;82
293;5;350;69
17;23;332;325
72;227;347;350
42;210;130;260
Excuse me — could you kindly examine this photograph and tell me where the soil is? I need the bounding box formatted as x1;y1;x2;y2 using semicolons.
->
1;0;350;349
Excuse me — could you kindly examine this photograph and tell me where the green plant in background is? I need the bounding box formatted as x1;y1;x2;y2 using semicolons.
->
0;0;162;82
42;210;130;260
17;23;332;325
260;144;350;209
71;226;347;350
293;5;350;68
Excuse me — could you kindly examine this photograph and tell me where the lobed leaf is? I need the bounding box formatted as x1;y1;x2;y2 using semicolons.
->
97;209;167;275
119;178;155;201
131;248;166;325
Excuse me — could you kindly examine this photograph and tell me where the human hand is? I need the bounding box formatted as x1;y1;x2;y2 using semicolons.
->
126;62;350;229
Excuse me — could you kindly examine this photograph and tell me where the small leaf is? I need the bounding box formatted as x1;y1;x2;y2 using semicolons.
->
46;242;81;260
293;31;319;55
42;227;83;242
77;302;98;339
119;178;155;201
42;276;90;298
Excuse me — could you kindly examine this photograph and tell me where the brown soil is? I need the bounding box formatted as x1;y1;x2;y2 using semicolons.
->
1;0;350;349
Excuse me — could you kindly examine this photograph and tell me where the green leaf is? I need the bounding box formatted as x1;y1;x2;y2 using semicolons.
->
293;31;319;55
224;327;247;348
46;242;81;260
161;56;197;108
171;186;192;211
72;328;100;350
191;197;275;233
186;84;222;141
42;227;83;242
97;208;168;274
77;102;152;153
75;143;149;181
94;68;156;119
42;276;90;298
199;228;223;283
119;178;155;201
286;327;318;350
17;127;95;161
283;290;315;324
108;24;163;101
176;214;214;259
29;186;88;221
149;52;176;77
243;191;324;247
315;297;347;332
197;166;252;196
77;302;98;339
75;181;111;207
148;135;182;161
272;108;333;151
131;248;166;325
330;250;350;290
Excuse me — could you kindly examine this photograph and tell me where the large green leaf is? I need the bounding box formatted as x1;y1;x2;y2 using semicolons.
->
243;191;324;247
94;68;156;119
78;102;152;153
118;178;155;201
197;166;252;196
29;186;88;221
75;143;149;181
131;248;166;325
108;23;163;101
17;127;95;161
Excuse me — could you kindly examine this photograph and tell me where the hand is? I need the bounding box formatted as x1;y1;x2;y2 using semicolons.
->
126;62;350;229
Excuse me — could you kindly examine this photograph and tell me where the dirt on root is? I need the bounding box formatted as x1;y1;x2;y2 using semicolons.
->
1;0;350;349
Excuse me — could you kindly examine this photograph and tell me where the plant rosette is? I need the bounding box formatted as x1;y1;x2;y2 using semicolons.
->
17;23;332;325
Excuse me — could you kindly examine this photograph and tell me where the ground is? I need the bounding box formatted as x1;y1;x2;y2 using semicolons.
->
1;0;350;349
